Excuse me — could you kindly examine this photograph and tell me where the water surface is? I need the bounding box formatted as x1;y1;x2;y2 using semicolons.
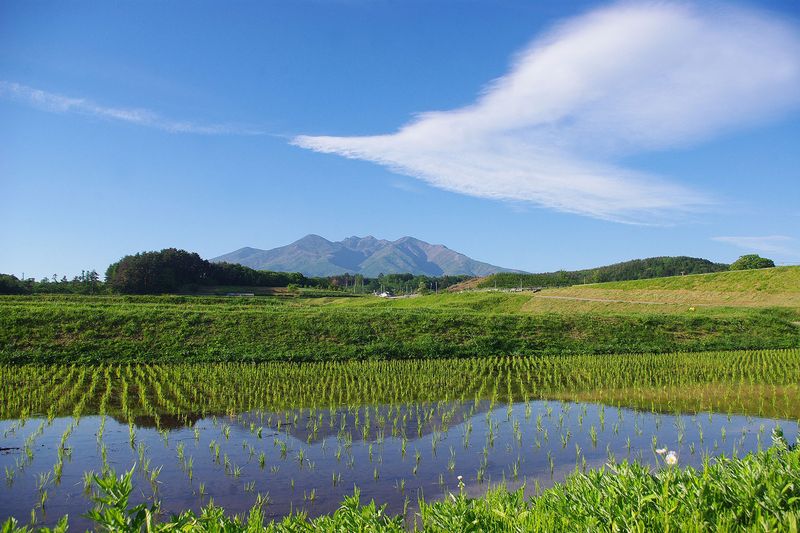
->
1;400;796;529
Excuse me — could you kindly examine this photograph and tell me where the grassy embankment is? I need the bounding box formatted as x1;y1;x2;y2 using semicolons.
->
535;265;800;308
1;266;799;363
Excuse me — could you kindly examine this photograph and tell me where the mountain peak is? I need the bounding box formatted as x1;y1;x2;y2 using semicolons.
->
296;234;330;244
212;235;522;277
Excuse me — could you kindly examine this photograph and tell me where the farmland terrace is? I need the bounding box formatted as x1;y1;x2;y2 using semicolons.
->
1;267;799;364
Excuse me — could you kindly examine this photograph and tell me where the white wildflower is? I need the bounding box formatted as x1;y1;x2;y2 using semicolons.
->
665;451;678;466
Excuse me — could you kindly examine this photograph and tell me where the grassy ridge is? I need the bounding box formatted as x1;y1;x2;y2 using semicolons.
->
538;266;800;309
576;265;800;292
1;294;799;363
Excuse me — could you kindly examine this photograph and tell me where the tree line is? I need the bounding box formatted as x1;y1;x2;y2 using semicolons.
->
477;255;775;289
0;250;777;295
0;270;103;295
0;249;469;295
101;249;470;294
325;272;470;295
103;249;309;294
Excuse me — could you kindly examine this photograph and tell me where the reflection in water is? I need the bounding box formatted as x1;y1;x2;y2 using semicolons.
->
116;413;206;430
1;400;797;530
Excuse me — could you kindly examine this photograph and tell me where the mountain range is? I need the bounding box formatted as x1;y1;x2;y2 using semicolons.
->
212;235;522;277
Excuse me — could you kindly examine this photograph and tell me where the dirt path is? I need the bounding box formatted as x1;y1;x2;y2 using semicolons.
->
532;294;694;306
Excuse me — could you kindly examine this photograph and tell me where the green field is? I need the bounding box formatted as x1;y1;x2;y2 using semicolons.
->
1;289;799;363
1;267;799;365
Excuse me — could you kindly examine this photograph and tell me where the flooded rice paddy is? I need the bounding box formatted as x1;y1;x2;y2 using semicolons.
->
1;400;797;529
1;352;799;528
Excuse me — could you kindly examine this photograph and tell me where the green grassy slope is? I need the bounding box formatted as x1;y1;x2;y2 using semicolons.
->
1;293;798;363
535;266;800;309
580;265;800;292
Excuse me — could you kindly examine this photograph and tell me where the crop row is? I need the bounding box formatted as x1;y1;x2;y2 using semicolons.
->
2;349;798;422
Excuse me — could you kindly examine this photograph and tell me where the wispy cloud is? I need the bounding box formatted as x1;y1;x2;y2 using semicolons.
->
294;2;800;223
389;179;425;195
713;235;799;257
0;81;263;135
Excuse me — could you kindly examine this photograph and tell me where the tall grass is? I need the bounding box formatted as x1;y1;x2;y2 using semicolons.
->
419;428;800;532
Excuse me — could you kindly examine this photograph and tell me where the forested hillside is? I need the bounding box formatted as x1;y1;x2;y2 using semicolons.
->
473;256;729;289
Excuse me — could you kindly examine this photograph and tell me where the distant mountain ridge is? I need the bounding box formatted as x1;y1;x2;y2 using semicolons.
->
212;235;522;277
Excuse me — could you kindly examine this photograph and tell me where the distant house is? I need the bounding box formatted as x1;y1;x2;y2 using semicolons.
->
377;291;393;298
226;292;255;297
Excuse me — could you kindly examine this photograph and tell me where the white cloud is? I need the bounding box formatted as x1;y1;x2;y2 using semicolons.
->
293;2;800;223
0;81;263;135
713;235;799;257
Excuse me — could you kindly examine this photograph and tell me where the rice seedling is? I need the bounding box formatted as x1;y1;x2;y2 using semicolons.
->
52;460;63;484
1;347;799;530
36;471;51;493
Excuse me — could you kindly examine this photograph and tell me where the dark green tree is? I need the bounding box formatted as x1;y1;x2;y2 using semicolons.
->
105;249;311;294
0;274;30;294
729;254;775;270
105;249;208;294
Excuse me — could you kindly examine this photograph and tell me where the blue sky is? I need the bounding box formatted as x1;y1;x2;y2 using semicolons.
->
2;0;799;279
